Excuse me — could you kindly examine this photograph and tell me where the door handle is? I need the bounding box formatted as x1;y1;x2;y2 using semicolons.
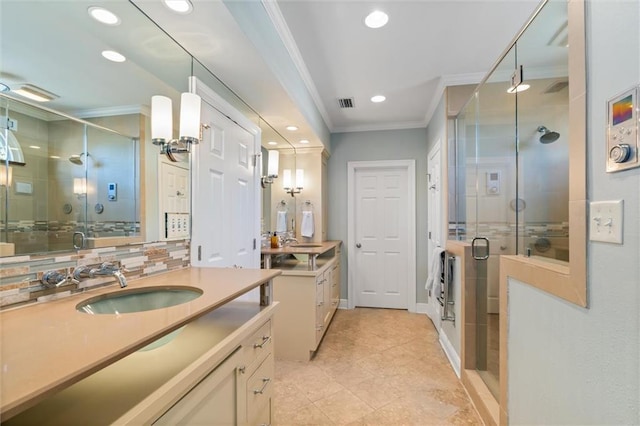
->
356;243;361;248
471;237;490;260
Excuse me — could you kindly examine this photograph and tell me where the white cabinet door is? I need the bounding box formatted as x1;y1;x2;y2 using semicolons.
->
154;349;243;425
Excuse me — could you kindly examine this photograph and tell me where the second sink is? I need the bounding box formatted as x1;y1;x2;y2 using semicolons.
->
76;286;203;315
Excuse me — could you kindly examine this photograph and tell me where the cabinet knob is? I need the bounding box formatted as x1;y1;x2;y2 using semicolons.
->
356;243;361;248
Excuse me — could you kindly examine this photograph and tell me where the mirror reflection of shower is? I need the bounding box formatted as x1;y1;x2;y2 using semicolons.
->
69;152;89;165
537;126;560;144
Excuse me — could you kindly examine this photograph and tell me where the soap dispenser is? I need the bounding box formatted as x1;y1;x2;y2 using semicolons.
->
271;232;279;248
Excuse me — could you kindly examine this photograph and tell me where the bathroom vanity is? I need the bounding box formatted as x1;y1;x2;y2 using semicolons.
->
262;241;341;360
0;267;280;425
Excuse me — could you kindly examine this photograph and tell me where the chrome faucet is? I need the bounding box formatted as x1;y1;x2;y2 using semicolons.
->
73;262;127;288
41;270;79;288
284;237;298;245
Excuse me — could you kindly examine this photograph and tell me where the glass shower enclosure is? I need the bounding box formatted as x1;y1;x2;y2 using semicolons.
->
448;0;570;399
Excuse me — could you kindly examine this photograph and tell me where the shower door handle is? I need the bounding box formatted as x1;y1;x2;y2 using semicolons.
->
471;237;490;260
73;232;86;250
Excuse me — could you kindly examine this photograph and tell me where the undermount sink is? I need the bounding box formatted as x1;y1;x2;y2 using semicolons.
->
76;286;203;315
290;244;323;248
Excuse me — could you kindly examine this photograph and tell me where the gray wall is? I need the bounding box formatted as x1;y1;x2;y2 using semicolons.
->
328;127;429;304
508;1;640;424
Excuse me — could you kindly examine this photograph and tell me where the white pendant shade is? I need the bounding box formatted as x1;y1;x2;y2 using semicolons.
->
282;169;292;189
151;95;172;142
0;164;12;187
295;169;304;189
73;177;87;195
179;92;201;141
267;150;279;177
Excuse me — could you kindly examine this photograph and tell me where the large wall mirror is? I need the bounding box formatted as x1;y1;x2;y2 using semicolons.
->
0;1;295;257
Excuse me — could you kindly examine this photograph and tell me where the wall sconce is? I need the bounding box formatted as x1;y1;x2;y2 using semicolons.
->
151;93;206;162
73;177;87;197
283;168;304;196
0;164;12;187
261;150;279;188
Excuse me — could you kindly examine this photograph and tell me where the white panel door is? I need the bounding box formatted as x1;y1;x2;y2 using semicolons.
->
191;103;256;268
353;166;409;309
160;162;189;214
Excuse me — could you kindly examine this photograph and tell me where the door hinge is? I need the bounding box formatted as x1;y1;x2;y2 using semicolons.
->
252;153;260;167
429;232;432;239
197;245;202;261
253;238;257;250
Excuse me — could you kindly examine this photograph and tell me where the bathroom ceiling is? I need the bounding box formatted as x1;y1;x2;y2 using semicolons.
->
1;0;542;148
274;0;541;133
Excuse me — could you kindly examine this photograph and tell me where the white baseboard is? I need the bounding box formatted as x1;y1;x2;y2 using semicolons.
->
439;330;461;378
415;302;429;314
338;299;349;309
488;296;499;314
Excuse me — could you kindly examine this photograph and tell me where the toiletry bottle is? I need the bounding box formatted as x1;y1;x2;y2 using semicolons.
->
271;232;279;248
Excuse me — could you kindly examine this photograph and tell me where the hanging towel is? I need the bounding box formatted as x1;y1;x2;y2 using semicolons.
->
426;247;445;298
276;211;287;233
301;211;315;238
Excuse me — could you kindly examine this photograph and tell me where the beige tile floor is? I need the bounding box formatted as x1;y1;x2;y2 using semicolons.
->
273;308;483;425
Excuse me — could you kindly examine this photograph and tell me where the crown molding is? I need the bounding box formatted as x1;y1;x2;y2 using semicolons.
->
262;0;333;131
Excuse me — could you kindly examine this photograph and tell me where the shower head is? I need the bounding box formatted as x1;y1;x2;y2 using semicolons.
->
69;152;88;165
537;126;560;144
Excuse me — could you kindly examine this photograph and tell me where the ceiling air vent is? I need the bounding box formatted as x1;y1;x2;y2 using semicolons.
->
543;80;569;94
338;98;355;109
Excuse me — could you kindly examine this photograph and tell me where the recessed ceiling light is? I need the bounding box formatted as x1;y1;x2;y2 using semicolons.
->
286;126;298;131
163;0;193;14
299;139;309;144
29;145;41;150
268;141;278;146
506;84;530;94
365;10;389;29
102;50;126;63
13;84;58;102
371;95;386;103
88;7;120;25
50;156;60;159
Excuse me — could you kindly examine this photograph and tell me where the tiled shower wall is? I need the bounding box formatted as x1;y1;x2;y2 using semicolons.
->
0;239;189;309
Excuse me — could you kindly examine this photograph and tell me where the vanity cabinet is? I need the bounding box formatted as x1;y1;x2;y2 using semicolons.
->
273;255;341;361
154;317;274;426
3;301;278;426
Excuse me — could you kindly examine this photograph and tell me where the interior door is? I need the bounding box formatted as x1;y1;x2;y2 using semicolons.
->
427;143;442;325
191;102;256;268
160;162;189;214
352;164;409;309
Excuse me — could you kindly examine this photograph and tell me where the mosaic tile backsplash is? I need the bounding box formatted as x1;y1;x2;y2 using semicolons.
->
0;240;190;309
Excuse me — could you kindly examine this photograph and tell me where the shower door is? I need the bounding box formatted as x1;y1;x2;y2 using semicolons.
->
468;45;518;400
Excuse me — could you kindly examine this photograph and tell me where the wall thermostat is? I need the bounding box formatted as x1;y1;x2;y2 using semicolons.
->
486;171;501;195
607;86;639;172
107;183;117;201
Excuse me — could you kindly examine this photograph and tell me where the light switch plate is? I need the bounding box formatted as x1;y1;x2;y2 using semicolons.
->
589;200;623;244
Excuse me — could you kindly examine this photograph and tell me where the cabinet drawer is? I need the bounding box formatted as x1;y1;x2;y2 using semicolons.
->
243;319;272;368
246;353;274;421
